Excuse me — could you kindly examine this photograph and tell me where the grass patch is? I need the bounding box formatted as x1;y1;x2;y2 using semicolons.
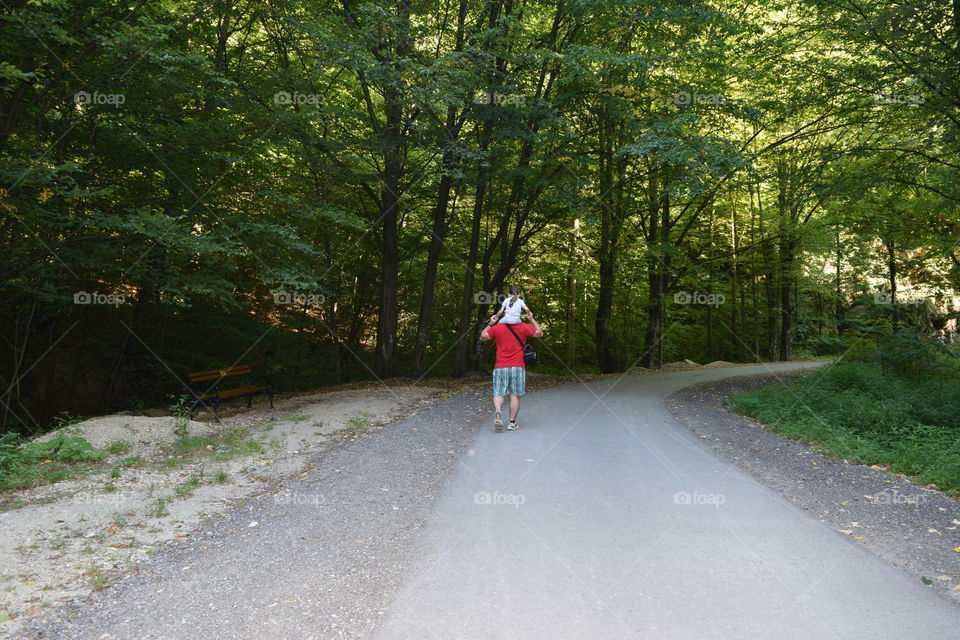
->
148;496;173;517
119;455;144;468
84;564;109;591
173;435;218;454
175;476;202;497
162;428;263;463
211;428;265;460
346;412;377;430
0;433;103;491
105;440;131;455
729;357;960;493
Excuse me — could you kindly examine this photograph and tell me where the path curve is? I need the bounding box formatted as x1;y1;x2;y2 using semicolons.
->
25;362;960;639
376;362;960;639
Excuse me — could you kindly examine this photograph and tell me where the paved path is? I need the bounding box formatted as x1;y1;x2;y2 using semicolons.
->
28;363;960;639
375;363;960;639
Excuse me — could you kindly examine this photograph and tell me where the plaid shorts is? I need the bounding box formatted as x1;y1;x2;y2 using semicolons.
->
492;366;526;396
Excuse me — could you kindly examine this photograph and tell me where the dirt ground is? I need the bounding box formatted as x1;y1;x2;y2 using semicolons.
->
0;379;483;634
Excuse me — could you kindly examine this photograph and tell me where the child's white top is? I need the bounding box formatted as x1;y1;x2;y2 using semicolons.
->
498;296;528;324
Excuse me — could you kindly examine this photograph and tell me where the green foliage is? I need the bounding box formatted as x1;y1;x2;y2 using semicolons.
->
878;328;950;378
0;0;957;429
168;395;192;438
730;360;960;492
0;431;102;489
105;440;131;455
0;432;23;477
20;436;103;463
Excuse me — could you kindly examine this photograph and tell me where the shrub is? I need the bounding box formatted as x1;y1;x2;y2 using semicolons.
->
729;358;960;492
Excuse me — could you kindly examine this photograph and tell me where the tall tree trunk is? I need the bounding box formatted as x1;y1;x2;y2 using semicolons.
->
706;207;715;360
642;170;668;368
835;227;844;335
594;120;622;373
778;240;794;361
412;148;455;377
373;0;410;379
885;236;899;329
412;0;467;378
452;120;491;377
566;219;578;366
729;200;739;360
375;101;402;378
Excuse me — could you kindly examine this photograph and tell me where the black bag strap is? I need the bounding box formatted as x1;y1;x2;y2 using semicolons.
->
505;323;526;349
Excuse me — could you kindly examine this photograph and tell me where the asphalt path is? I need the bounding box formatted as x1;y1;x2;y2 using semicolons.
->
26;362;960;639
375;362;960;639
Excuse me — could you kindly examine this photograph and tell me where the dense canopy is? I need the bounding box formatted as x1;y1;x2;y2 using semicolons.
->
1;0;958;431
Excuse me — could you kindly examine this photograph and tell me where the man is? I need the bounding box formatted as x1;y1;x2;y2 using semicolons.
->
479;311;543;431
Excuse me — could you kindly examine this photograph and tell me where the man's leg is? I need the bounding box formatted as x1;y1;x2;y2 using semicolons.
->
507;367;525;430
492;369;506;431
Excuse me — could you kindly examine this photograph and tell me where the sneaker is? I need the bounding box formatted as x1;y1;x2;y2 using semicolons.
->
494;410;503;431
507;421;519;431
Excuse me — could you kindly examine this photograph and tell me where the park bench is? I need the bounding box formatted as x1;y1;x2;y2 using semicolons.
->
187;365;274;421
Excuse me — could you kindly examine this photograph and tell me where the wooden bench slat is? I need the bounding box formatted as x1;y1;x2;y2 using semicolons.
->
210;385;270;401
187;366;251;382
187;364;274;421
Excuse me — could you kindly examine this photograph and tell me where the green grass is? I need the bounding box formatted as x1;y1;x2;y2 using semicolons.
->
164;428;264;463
174;476;202;497
105;440;131;455
148;496;173;517
172;434;218;454
119;455;144;468
729;358;960;493
346;412;377;430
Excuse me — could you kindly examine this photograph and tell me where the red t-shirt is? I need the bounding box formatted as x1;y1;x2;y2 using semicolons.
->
488;322;536;368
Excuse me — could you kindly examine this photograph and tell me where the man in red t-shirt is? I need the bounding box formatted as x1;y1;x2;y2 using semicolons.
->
479;314;544;431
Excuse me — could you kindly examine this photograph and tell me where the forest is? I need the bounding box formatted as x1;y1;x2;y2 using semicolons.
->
1;0;958;433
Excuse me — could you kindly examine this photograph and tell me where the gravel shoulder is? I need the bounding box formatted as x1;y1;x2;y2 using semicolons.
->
667;371;960;605
2;380;485;637
15;380;508;640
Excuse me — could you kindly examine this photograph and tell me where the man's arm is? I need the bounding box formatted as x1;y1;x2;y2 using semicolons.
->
480;322;494;341
528;316;543;338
